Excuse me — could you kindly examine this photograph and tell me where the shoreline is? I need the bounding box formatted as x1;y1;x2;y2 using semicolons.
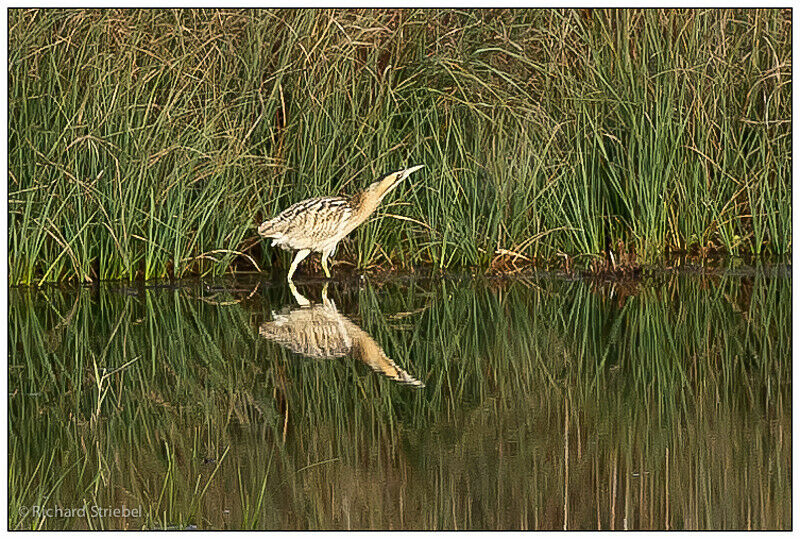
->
10;259;791;291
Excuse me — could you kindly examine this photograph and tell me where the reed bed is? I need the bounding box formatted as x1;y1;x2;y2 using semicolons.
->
8;269;790;529
9;8;791;284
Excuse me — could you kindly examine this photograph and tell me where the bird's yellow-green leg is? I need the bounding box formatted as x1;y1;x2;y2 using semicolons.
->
288;280;311;306
321;282;330;305
320;251;332;279
287;249;310;282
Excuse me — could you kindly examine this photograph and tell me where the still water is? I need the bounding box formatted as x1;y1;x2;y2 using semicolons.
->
8;267;790;530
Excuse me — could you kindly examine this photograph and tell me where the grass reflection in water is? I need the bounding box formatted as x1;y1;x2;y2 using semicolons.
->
8;268;790;530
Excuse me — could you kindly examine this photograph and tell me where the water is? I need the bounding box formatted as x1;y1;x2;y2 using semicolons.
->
8;267;791;530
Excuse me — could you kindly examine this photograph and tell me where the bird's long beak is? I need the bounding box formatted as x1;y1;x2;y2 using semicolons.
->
402;164;425;178
391;164;425;190
375;165;425;201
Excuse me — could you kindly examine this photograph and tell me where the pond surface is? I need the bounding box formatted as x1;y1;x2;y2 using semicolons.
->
9;266;791;530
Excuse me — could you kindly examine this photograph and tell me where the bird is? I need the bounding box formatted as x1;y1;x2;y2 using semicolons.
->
259;282;425;387
258;165;424;281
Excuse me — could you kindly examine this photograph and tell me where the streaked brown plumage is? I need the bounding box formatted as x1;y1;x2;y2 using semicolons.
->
259;283;424;387
258;165;424;281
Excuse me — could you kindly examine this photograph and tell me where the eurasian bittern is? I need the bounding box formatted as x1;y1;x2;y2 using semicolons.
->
258;165;424;281
259;282;424;387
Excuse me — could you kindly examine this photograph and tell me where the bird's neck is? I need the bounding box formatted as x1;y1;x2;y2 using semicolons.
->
357;175;397;212
350;189;381;226
347;175;400;233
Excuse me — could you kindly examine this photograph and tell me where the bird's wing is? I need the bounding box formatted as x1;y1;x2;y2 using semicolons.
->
272;196;355;241
259;304;352;359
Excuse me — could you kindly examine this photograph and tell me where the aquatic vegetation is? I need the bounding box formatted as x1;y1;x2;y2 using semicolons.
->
8;9;791;284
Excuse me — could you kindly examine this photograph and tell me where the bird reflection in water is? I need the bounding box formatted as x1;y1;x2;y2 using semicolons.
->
259;283;425;388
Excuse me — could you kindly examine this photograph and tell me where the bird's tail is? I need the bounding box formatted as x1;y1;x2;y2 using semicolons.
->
257;219;278;238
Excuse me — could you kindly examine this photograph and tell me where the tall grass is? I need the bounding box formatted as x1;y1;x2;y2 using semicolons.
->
8;269;791;529
9;9;791;284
